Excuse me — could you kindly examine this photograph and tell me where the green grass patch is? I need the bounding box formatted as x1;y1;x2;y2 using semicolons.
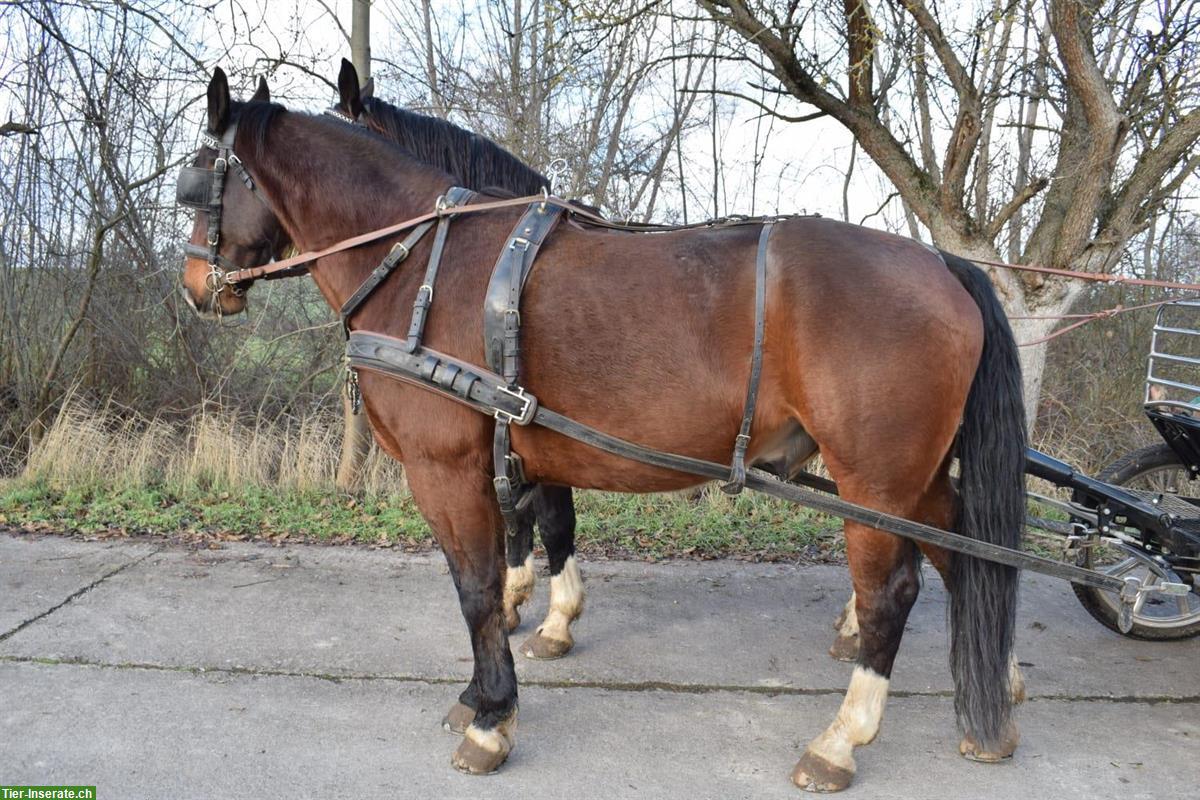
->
0;477;844;560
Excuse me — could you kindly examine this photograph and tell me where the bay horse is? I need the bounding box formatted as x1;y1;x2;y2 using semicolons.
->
179;69;1026;792
329;60;583;656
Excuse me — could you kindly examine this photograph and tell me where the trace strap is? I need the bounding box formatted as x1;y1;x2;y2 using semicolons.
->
721;221;774;495
343;328;1147;601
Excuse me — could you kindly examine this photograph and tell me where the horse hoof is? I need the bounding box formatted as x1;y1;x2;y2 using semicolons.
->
833;606;849;631
442;702;476;735
959;722;1019;763
521;629;573;660
828;633;859;662
504;607;521;633
451;722;514;775
791;750;854;793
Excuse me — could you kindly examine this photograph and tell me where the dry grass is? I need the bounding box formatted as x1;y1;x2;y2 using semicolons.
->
23;400;406;495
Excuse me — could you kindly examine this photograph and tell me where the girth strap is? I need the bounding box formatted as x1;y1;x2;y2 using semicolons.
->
484;201;564;385
483;201;562;535
721;221;775;495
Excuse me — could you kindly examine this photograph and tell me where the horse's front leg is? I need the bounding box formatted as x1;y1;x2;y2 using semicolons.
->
406;458;518;774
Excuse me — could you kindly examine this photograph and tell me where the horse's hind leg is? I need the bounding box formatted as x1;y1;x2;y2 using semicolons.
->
793;517;922;793
521;484;584;660
405;459;518;774
503;500;537;632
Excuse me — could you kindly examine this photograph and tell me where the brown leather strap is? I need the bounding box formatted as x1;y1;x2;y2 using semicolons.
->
223;193;796;287
224;193;554;285
721;221;775;495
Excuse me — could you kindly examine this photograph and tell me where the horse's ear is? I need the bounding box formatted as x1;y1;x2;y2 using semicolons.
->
207;67;231;133
337;58;363;117
361;76;374;100
251;75;270;103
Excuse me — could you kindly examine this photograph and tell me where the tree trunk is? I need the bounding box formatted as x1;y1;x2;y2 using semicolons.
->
337;0;374;493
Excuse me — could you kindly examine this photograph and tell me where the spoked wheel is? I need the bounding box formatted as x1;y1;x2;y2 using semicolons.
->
1075;443;1200;640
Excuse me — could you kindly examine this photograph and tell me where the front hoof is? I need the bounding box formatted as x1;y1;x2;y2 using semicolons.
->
791;750;854;793
959;721;1019;763
451;724;513;775
828;633;859;662
833;606;849;631
521;628;573;660
442;702;476;735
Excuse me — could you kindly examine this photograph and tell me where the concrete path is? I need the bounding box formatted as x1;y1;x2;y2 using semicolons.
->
0;532;1196;799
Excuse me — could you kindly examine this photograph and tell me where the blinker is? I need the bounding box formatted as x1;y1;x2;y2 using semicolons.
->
176;166;212;209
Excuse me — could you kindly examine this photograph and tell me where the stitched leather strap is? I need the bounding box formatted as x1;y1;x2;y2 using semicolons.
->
483;202;564;384
721;221;775;495
404;186;476;351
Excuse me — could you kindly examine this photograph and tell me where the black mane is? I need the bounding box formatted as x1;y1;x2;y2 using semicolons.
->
360;97;549;195
230;100;287;161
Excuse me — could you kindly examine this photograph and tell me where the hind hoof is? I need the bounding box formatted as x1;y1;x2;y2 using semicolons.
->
828;633;859;662
443;702;476;735
521;629;573;660
791;750;854;793
503;606;521;633
960;721;1019;763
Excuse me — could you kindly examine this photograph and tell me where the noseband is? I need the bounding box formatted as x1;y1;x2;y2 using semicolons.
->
176;124;287;297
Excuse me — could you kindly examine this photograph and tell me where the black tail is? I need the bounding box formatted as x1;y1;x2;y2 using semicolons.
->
940;250;1026;749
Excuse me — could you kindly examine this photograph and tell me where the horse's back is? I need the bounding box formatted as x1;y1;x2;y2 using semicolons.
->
515;215;984;490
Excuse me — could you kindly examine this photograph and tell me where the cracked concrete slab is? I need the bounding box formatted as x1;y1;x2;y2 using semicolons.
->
1;537;1196;700
0;535;158;638
0;659;1194;800
0;533;1197;798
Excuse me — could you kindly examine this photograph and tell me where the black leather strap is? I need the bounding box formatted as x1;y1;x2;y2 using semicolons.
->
340;221;434;337
404;186;475;351
483;201;564;385
721;221;775;495
344;329;1133;596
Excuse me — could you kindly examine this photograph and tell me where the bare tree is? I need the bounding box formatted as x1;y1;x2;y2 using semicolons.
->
698;0;1200;418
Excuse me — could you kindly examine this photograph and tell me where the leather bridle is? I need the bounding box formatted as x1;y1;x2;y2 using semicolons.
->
176;124;301;298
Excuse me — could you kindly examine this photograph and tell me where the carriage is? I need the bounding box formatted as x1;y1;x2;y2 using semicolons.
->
1024;299;1200;639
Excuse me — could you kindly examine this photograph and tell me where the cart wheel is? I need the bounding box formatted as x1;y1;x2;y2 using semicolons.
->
1072;443;1200;640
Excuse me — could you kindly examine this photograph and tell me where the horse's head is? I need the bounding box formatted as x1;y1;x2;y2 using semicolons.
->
331;59;376;131
178;68;290;319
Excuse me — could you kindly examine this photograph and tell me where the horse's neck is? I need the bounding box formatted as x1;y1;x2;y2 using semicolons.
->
256;117;450;312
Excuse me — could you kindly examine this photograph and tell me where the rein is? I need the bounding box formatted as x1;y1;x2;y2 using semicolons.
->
217;192;777;290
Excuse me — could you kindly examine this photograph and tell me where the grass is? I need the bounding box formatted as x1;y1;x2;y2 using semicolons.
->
0;402;843;561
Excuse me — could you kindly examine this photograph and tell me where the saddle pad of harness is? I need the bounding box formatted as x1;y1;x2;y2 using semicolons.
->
483;201;564;384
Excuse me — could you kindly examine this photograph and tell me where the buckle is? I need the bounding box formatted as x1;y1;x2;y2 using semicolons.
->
510;236;531;252
494;385;536;425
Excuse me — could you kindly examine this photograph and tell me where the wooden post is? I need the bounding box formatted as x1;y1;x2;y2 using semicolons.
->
336;0;374;493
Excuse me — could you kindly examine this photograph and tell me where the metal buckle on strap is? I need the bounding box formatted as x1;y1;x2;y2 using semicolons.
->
495;385;536;425
510;237;531;252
